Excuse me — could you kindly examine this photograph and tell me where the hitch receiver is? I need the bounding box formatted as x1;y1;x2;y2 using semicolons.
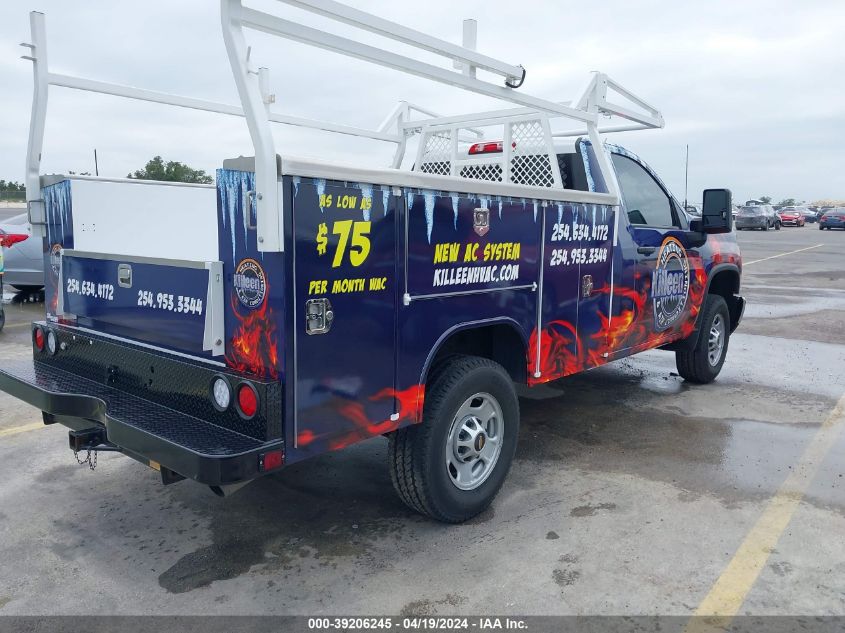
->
68;427;107;452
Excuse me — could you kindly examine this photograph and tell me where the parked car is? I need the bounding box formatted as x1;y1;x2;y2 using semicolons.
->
777;207;806;227
803;210;819;224
735;205;780;230
819;208;845;230
0;213;43;290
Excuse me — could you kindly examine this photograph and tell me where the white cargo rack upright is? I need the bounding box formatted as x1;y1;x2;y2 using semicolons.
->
22;0;664;253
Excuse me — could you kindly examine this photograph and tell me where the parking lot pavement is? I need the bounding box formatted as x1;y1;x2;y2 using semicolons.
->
0;226;843;616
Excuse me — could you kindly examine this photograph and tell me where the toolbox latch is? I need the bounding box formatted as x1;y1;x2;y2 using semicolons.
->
305;298;334;335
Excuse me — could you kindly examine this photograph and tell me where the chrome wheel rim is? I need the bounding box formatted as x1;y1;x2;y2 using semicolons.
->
446;392;504;491
708;314;726;366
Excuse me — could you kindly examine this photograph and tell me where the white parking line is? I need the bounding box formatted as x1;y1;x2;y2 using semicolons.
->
744;244;823;266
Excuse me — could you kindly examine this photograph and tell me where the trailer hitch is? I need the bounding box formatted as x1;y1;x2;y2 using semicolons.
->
68;428;121;471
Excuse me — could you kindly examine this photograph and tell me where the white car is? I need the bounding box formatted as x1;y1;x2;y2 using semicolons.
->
0;213;42;290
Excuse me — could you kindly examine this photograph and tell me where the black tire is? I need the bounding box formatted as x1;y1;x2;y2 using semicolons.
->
775;221;781;230
0;308;4;332
676;294;730;384
388;356;519;523
819;226;825;230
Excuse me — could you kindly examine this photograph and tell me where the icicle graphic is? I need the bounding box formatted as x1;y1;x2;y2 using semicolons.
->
498;200;502;219
557;203;563;225
292;176;300;197
423;192;435;243
226;173;237;261
533;201;538;223
382;188;389;215
242;176;250;252
451;195;459;230
316;179;326;213
360;184;373;221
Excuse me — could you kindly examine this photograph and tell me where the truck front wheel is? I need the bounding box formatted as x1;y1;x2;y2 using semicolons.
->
388;356;519;523
675;294;730;384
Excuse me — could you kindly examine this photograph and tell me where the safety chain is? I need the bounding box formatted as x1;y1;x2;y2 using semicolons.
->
73;447;98;471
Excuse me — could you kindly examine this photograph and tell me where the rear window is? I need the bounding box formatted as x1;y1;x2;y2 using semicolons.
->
739;207;762;216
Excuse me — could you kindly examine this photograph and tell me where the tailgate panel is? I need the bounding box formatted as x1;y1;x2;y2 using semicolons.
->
60;251;223;356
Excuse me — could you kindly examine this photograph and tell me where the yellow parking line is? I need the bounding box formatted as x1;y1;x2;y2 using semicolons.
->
744;244;823;266
686;392;845;631
0;421;46;437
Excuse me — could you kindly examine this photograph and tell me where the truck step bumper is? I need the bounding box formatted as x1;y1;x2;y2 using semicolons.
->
0;359;284;486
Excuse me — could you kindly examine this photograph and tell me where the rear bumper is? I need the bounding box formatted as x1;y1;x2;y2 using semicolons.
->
0;324;284;486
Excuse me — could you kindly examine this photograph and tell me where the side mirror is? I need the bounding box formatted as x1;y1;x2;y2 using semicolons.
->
702;188;733;233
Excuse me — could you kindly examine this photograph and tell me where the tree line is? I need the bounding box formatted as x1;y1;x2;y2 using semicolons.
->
2;156;213;192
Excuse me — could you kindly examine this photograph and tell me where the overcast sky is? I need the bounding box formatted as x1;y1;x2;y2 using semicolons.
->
1;0;843;203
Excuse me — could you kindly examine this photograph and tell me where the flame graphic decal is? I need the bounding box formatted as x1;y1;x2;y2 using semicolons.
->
528;253;709;385
296;384;425;451
226;292;279;379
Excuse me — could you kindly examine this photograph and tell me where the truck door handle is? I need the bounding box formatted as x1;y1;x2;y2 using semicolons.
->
637;246;656;255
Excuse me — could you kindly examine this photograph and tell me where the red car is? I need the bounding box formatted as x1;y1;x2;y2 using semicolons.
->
777;207;806;227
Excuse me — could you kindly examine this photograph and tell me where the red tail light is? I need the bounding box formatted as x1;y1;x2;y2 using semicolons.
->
821;216;828;221
468;141;504;155
33;327;45;352
236;382;259;418
0;233;28;248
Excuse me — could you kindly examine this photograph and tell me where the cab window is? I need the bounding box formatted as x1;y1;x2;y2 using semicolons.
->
611;153;678;228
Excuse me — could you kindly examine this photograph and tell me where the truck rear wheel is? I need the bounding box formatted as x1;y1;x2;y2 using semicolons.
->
675;294;730;384
388;356;519;523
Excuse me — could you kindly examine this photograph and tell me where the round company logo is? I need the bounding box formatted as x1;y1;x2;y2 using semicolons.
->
233;258;267;309
49;243;63;277
652;237;690;331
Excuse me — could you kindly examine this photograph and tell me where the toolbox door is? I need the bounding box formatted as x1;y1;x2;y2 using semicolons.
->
292;180;398;454
575;205;616;368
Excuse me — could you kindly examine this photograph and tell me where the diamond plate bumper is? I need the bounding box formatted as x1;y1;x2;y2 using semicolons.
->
0;358;283;486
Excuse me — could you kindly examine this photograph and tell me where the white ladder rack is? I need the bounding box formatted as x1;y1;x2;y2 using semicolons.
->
23;0;664;252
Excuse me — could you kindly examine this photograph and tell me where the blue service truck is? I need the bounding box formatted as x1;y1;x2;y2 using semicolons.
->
2;2;744;522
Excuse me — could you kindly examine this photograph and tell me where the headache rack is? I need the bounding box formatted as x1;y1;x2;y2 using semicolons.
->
22;0;664;253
